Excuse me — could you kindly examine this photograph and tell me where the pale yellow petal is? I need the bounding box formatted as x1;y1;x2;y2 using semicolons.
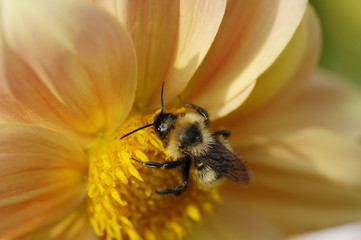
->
223;128;361;234
22;205;97;240
224;69;361;139
93;0;226;109
186;196;285;240
219;69;361;234
0;0;137;143
182;0;308;118
0;125;87;239
237;6;321;115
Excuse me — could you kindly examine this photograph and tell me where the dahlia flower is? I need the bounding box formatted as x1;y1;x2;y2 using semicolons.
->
1;0;360;239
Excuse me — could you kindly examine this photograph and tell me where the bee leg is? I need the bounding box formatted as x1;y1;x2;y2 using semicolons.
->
213;130;230;139
156;157;191;196
130;156;183;169
184;103;209;126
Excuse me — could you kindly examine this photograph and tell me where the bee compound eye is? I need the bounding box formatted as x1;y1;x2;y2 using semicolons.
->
178;144;185;149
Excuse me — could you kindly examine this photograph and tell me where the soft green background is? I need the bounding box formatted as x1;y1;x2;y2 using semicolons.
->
310;0;361;86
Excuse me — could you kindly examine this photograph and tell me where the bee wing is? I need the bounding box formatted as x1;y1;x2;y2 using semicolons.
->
197;142;253;184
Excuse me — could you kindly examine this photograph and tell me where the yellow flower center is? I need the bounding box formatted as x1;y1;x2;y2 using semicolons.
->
87;109;221;240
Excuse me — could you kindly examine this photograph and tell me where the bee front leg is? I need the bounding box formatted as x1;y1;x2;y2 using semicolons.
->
156;157;191;196
130;156;183;169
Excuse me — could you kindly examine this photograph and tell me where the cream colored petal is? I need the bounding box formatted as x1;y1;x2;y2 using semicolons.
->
0;0;137;143
92;0;226;109
22;204;97;240
236;6;321;115
182;0;308;118
0;125;88;239
223;128;361;234
290;222;361;240
186;196;285;240
225;69;361;139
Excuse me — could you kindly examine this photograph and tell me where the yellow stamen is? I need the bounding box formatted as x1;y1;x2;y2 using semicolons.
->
87;110;220;239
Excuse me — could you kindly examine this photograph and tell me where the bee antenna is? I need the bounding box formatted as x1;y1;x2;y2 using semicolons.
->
121;82;165;140
160;81;165;113
120;123;154;140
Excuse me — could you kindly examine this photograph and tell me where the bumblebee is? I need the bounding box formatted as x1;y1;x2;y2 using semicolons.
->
120;83;253;196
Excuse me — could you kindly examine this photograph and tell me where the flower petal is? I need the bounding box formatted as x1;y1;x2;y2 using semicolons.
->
182;0;308;118
92;0;226;109
22;205;97;240
186;196;285;240
0;125;87;239
225;69;361;138
290;222;361;240
236;6;321;115
223;128;361;234
0;0;137;142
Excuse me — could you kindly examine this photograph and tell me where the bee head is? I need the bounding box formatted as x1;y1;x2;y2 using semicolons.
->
153;112;177;140
120;81;172;141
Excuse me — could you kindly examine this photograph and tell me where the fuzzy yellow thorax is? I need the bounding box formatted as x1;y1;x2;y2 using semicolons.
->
86;109;221;240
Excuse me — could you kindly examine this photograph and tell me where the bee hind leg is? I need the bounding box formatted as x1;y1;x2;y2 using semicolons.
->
213;130;230;139
156;157;191;196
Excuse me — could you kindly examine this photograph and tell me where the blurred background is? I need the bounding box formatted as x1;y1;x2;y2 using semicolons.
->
292;1;361;239
310;0;361;86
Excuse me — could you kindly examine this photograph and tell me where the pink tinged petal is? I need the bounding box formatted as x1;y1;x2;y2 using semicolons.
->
93;0;226;109
0;125;88;239
91;0;177;109
228;69;361;139
148;0;227;108
224;128;361;234
182;0;308;118
186;196;285;240
236;6;321;115
0;0;137;142
22;205;97;240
